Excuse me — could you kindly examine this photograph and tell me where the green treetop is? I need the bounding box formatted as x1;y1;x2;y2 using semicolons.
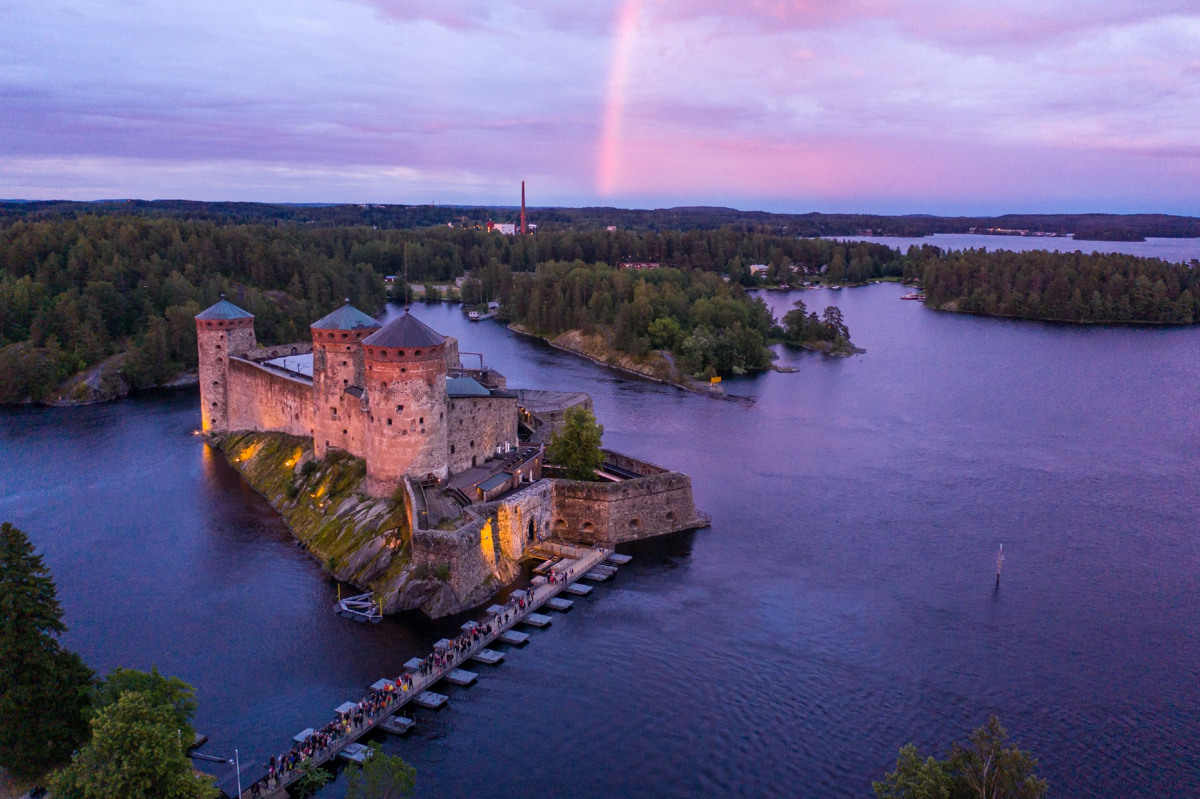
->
874;716;1047;799
346;743;417;799
546;405;605;481
0;521;94;778
51;691;219;799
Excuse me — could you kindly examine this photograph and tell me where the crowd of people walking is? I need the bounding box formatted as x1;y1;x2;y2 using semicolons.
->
241;556;591;798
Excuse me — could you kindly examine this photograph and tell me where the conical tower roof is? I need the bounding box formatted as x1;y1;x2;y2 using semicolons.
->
196;295;253;320
362;312;446;348
311;299;380;331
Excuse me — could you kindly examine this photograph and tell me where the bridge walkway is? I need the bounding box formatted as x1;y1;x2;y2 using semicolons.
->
240;545;611;799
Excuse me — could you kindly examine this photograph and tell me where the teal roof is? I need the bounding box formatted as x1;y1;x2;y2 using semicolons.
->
311;301;380;331
447;377;490;397
477;473;511;492
196;297;253;320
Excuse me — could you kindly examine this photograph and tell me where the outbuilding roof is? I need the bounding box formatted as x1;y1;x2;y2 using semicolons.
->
362;312;446;348
311;300;380;331
195;296;253;320
446;377;491;397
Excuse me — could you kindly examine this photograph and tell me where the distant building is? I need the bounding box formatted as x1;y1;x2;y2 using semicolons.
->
384;275;397;285
620;261;660;270
748;264;769;276
606;226;617;232
488;222;516;236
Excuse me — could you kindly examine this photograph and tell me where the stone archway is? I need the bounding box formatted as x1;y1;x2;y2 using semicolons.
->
527;519;536;542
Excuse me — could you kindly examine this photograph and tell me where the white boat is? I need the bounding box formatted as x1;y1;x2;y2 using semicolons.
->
335;593;382;623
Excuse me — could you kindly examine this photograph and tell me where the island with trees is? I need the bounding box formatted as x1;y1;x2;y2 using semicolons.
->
909;246;1200;324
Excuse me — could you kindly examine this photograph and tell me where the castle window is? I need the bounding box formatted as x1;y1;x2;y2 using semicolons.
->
341;333;348;339
419;417;423;424
402;430;408;436
629;518;640;530
212;381;218;387
666;511;676;521
470;440;475;449
439;411;443;420
450;445;455;454
401;368;407;373
382;382;387;388
343;379;348;386
387;419;392;426
342;429;347;435
398;350;405;357
415;349;422;356
342;361;347;366
211;402;217;407
331;407;337;417
396;405;403;412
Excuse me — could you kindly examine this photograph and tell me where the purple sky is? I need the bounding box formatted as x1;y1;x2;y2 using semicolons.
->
2;0;1198;213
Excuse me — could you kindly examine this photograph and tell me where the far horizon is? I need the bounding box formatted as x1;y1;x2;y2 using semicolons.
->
3;197;1200;220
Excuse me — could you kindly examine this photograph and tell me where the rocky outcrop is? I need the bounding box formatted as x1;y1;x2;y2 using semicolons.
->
218;431;494;618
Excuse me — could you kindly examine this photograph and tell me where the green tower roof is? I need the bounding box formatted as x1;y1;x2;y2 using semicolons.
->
196;296;253;320
311;300;380;331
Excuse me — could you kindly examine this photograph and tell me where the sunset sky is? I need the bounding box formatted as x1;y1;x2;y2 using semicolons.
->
2;0;1198;214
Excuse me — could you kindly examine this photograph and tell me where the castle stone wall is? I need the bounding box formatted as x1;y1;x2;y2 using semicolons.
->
447;395;519;473
226;358;313;438
197;318;256;434
549;468;702;545
313;327;373;459
412;521;494;603
479;480;555;562
363;343;450;495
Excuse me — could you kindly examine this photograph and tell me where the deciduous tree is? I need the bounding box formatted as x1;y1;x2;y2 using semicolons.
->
546;405;604;481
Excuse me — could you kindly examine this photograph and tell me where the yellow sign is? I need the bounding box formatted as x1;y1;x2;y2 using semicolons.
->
710;376;722;384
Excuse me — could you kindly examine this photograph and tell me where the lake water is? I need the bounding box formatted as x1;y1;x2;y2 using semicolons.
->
834;233;1200;264
2;289;1198;797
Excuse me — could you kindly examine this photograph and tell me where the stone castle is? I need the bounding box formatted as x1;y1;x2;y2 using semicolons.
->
196;296;708;614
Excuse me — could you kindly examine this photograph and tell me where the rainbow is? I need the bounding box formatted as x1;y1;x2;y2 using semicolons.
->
597;0;642;196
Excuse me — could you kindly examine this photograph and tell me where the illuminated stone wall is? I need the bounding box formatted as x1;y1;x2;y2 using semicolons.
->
196;316;256;435
226;359;313;438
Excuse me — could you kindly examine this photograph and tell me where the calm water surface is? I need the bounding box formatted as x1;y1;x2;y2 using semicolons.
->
2;288;1198;797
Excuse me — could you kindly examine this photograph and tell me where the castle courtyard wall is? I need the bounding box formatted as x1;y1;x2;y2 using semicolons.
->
447;395;519;473
549;469;702;545
226;358;314;438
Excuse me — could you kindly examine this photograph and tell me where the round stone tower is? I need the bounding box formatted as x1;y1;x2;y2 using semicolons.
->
362;312;450;496
195;296;256;435
310;300;380;458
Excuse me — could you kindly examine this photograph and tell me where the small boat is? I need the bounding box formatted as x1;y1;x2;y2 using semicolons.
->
335;593;382;623
900;293;926;301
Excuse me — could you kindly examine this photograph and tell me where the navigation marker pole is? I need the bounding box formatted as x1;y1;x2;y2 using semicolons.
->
996;543;1005;587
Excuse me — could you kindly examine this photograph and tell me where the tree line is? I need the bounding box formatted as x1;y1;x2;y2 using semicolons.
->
911;246;1200;323
6;200;1200;239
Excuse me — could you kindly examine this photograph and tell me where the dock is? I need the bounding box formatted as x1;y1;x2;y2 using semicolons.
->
471;648;504;665
379;715;415;735
545;597;573;612
583;570;611;581
606;553;632;565
414;691;448;709
443;669;478;686
338;742;372;764
235;543;612;799
521;612;552;628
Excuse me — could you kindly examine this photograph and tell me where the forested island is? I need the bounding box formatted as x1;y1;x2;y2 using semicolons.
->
2;205;1198;404
910;247;1200;323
